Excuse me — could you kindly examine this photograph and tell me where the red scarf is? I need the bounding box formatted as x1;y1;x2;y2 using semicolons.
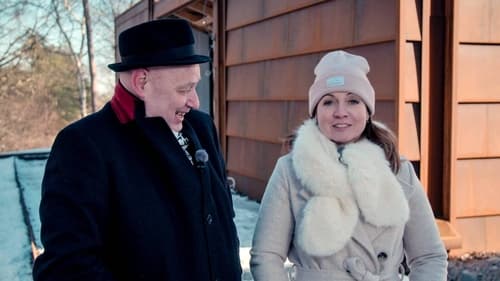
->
110;82;138;124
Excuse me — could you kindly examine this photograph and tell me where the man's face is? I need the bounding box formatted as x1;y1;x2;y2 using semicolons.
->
143;64;201;132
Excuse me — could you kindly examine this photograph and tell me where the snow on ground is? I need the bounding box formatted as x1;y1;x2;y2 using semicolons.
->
232;191;260;248
0;156;33;281
14;157;46;249
231;191;261;278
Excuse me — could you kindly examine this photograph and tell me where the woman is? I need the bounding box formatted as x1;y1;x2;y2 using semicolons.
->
250;50;447;281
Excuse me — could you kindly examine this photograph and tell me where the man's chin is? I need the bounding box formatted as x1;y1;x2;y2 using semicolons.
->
166;121;183;132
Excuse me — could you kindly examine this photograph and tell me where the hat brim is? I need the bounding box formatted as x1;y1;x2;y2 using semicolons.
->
107;55;210;72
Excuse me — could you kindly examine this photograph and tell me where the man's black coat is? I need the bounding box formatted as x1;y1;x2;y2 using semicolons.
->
33;87;242;281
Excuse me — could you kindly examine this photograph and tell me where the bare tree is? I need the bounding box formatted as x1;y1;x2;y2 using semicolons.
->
50;0;89;116
0;0;140;151
0;34;80;152
0;1;55;68
91;0;139;96
49;0;139;116
82;0;97;112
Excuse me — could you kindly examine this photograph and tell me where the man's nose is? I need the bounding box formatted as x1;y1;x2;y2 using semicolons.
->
187;90;200;109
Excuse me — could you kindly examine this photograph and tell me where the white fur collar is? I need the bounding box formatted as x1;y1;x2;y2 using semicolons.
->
292;119;409;256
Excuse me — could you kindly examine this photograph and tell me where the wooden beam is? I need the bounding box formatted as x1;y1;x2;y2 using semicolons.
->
153;0;194;19
436;219;462;251
186;0;213;15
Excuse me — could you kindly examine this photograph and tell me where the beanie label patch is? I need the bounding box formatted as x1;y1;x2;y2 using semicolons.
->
326;76;345;87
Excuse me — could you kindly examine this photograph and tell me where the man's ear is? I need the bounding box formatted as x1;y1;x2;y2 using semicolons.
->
130;68;148;100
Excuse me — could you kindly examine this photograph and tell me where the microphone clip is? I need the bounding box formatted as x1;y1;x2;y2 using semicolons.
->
195;149;209;169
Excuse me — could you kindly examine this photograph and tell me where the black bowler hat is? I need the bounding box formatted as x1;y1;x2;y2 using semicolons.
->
108;18;210;72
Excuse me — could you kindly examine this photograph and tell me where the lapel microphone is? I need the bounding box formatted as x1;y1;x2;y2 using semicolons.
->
195;149;209;169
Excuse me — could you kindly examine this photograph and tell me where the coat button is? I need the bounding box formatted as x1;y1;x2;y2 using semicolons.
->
377;252;388;261
206;214;213;224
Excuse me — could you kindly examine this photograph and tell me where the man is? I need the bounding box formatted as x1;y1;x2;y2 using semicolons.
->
33;19;242;281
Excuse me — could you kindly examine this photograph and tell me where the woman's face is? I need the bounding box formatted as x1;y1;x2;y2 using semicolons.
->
315;92;369;145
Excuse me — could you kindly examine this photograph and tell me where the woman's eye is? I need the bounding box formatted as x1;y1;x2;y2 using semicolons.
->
322;100;333;106
348;99;360;105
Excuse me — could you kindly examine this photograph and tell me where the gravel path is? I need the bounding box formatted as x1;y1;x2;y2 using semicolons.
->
448;252;500;281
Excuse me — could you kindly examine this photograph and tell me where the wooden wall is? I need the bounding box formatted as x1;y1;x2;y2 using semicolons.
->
448;0;500;254
223;0;500;253
113;0;500;254
224;0;401;200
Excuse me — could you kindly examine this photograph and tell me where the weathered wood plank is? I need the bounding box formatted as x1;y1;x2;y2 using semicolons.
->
458;0;500;43
456;104;500;158
455;158;500;217
226;137;283;182
456;45;500;102
226;0;396;65
227;101;308;143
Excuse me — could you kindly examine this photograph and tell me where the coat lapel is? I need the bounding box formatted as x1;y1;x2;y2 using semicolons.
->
181;120;203;159
181;120;214;190
351;221;379;269
134;115;200;191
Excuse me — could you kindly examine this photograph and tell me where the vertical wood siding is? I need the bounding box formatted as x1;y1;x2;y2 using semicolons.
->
225;0;399;200
449;0;500;254
114;0;500;253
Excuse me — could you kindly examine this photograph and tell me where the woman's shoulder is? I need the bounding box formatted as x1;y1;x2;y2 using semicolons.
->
269;153;301;184
272;153;294;175
396;156;420;198
277;152;292;164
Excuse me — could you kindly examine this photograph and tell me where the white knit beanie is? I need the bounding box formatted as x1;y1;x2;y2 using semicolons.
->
308;50;375;116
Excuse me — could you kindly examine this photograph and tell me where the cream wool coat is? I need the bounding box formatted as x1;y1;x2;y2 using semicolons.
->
250;120;447;281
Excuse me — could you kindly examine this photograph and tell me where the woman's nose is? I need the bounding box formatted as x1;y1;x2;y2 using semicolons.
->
333;103;348;117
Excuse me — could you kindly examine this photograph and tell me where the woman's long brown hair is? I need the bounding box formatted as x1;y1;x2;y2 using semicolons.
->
363;119;400;173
